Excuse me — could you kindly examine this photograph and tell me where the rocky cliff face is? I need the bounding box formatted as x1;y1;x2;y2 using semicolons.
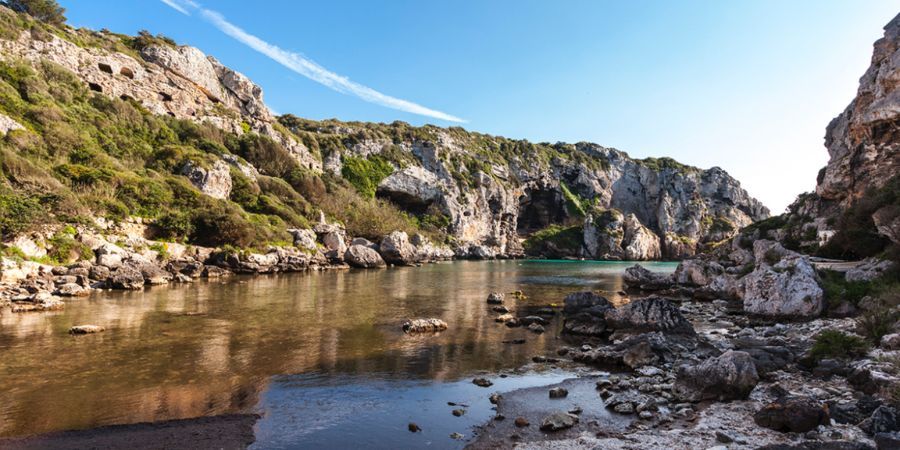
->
325;131;769;259
818;14;900;210
0;25;320;171
0;7;767;260
762;13;900;259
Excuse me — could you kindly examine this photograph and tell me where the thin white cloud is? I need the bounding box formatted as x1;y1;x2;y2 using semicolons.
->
159;0;189;16
158;0;465;123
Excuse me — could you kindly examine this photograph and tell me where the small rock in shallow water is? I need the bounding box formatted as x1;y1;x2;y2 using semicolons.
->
452;409;465;417
638;411;653;419
402;318;448;333
473;378;493;387
613;403;635;414
494;414;505;421
495;313;514;323
539;412;578;431
514;417;529;427
492;305;509;313
549;387;568;399
502;338;526;344
69;325;105;334
449;432;464;440
528;323;545;334
408;423;421;432
487;292;504;304
569;406;583;415
489;393;502;404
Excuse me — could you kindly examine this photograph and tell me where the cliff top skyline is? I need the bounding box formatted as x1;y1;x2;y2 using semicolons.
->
62;0;898;213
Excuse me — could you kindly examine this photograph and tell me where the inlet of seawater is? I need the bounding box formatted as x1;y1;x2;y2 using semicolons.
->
0;260;676;448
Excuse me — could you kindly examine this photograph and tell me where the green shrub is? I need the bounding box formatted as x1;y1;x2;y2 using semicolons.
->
237;133;297;178
340;155;394;198
559;182;586;219
820;270;876;307
523;224;583;257
819;175;900;260
0;189;43;238
45;229;91;263
809;330;870;361
4;0;67;26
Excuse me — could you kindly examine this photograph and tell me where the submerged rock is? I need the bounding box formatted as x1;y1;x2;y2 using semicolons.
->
487;292;504;304
473;378;493;387
402;318;448;333
69;325;105;334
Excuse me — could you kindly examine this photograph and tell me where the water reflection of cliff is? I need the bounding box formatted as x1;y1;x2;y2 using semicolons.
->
0;260;672;437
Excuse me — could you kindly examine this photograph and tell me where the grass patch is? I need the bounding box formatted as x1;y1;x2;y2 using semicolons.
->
523;224;583;257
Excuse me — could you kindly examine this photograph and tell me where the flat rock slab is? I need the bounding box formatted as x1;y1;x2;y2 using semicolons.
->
0;414;259;450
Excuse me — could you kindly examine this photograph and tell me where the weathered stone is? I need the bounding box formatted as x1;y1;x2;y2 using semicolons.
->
344;245;386;268
742;241;824;318
539;412;578;431
108;266;144;290
379;231;417;265
604;297;695;335
754;396;831;433
180;160;232;200
674;350;759;401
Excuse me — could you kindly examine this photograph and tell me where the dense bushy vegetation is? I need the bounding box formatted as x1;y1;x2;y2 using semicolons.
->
523;224;583;258
819;175;900;261
0;16;438;249
810;329;870;361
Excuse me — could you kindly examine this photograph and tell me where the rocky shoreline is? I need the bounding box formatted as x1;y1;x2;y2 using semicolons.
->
0;217;459;313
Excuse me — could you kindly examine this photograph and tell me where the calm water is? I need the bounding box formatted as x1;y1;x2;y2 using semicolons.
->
0;260;676;447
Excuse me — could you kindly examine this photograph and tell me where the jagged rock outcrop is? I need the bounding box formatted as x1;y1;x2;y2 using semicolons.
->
817;14;900;209
742;241;824;318
180;160;232;200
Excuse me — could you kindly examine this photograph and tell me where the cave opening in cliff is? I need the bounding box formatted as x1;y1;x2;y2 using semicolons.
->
516;188;568;234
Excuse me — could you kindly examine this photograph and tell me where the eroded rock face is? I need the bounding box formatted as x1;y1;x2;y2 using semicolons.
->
742;241;824;319
673;350;759;402
817;14;900;209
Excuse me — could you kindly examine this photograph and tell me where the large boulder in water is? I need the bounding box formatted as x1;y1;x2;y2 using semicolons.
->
108;265;144;290
562;291;613;336
604;297;694;335
344;245;386;268
742;240;824;318
673;350;759;402
380;231;417;266
622;264;673;290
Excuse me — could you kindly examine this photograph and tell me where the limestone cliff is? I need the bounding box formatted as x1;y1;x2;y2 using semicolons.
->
0;6;767;260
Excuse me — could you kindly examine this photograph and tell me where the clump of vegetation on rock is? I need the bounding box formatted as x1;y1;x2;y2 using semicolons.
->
523;224;583;257
809;329;870;361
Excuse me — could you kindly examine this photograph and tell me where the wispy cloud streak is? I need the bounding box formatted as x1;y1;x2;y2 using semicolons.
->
158;0;465;123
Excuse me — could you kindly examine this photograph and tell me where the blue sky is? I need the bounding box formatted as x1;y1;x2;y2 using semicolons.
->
61;1;898;213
